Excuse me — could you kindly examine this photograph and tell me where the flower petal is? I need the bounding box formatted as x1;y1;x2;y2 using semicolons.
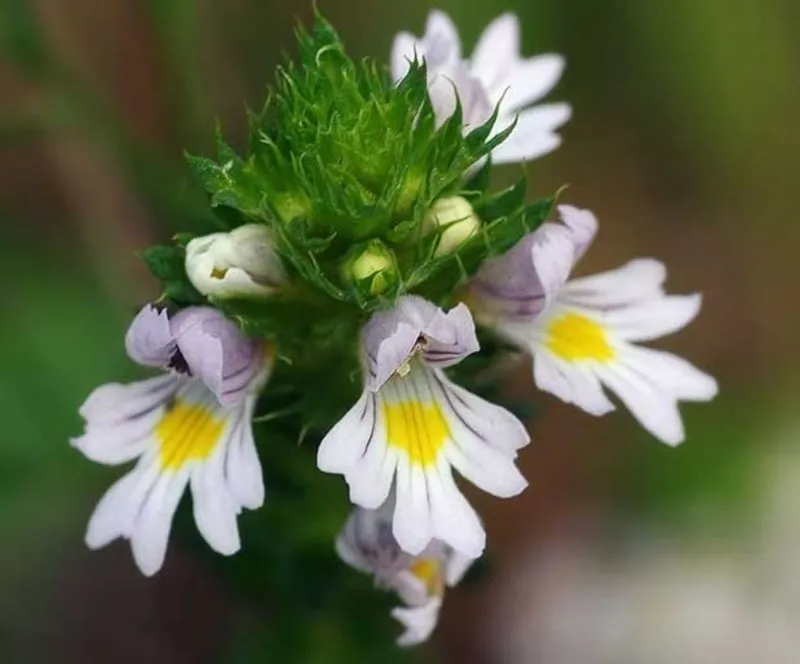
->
492;103;571;163
561;259;667;308
622;346;718;402
532;351;616;416
124;305;175;367
492;129;562;165
428;65;493;129
74;376;180;465
171;306;262;406
392;459;433;555
470;12;520;95
72;407;162;466
603;293;703;343
445;550;476;586
472;212;589;319
434;370;530;454
595;361;685;445
335;515;376;574
363;313;421;391
85;458;160;550
392;597;443;647
425;458;485;558
420;302;480;369
225;224;286;287
191;434;241;557
391;568;433;608
129;466;191;576
79;375;178;426
185;230;282;299
363;296;479;389
501;54;566;112
346;421;397;509
443;431;528;499
317;391;376;473
424;10;461;65
225;397;265;509
530;226;582;307
336;499;412;577
471;235;547;319
204;267;276;299
556;205;598;261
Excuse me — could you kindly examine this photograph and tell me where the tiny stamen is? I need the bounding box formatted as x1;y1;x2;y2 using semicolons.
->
395;336;428;378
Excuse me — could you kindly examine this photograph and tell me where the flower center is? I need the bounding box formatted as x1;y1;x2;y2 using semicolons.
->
382;366;449;467
156;399;225;470
545;313;614;362
396;337;428;378
409;558;445;596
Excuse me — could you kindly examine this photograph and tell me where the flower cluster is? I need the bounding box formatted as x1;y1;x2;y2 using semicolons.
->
71;10;716;647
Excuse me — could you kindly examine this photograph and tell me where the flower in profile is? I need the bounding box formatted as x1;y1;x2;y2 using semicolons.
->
71;305;272;575
470;205;718;445
336;497;475;646
185;223;287;299
391;10;570;163
317;295;530;559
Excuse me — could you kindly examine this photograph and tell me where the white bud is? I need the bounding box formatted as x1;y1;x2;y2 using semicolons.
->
424;196;480;257
185;224;287;299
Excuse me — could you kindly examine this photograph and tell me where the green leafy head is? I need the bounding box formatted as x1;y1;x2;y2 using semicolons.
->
143;11;555;339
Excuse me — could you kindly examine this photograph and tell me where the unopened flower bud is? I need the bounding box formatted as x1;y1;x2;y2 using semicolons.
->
424;196;481;257
185;224;287;299
344;241;398;296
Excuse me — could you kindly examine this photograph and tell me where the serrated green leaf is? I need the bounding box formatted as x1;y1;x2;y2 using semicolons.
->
139;244;205;305
475;178;528;220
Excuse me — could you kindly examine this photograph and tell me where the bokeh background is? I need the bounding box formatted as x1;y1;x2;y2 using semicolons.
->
1;0;799;662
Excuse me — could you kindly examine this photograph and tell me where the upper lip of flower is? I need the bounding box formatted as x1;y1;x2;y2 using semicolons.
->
125;304;268;407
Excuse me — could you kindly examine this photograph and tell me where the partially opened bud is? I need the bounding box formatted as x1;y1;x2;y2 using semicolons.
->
424;196;480;257
344;240;398;296
185;224;287;299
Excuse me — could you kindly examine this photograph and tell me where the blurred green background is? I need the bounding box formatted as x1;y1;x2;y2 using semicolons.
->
1;0;798;662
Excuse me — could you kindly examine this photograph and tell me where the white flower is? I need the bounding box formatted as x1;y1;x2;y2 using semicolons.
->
71;305;272;575
424;196;481;257
317;295;530;559
391;10;570;163
336;498;475;647
185;223;287;299
470;205;718;445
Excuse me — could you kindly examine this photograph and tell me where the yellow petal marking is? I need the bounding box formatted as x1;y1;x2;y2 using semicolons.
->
384;398;449;467
410;558;445;596
156;399;225;470
546;313;614;362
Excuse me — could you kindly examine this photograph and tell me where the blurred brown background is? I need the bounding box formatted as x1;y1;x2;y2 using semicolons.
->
1;0;799;662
